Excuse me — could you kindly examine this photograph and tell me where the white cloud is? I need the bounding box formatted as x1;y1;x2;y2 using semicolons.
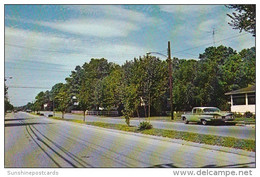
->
5;27;147;66
66;5;160;24
160;5;219;14
6;5;163;38
198;19;217;32
38;19;139;37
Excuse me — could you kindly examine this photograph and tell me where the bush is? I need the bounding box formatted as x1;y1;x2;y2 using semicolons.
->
138;121;153;130
244;111;253;118
233;112;243;118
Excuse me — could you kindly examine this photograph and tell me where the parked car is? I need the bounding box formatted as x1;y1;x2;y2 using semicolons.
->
26;109;32;113
181;107;234;125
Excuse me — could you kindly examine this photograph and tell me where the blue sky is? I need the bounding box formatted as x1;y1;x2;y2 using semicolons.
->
5;5;255;106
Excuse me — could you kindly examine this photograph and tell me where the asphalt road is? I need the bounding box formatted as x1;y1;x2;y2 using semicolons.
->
43;111;255;140
5;112;255;168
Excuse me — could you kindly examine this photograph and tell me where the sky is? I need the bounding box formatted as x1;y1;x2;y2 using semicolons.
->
4;4;255;107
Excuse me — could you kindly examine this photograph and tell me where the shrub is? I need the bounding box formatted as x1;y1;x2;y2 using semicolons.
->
233;112;243;118
244;111;253;118
138;121;153;130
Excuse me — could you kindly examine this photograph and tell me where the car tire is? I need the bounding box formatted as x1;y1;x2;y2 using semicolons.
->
183;118;189;124
201;120;207;125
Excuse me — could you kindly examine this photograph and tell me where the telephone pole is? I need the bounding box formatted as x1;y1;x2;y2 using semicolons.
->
167;41;174;120
146;41;174;120
212;28;216;46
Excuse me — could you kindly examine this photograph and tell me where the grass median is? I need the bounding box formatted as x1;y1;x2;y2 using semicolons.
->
49;116;255;152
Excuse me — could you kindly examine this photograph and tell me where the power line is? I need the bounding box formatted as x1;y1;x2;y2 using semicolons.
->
173;33;247;54
5;43;144;56
8;85;51;89
5;43;75;54
6;65;111;74
6;66;71;73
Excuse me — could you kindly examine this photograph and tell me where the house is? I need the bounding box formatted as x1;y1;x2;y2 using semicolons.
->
225;85;255;114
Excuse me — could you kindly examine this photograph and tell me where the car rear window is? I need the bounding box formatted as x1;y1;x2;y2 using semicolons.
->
204;108;220;113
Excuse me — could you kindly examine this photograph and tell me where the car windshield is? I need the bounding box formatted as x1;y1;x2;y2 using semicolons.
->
203;108;220;113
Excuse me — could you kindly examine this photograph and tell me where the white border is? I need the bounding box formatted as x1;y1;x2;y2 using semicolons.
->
1;1;258;177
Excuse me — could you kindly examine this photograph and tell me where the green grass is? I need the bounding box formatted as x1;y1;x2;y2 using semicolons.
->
29;112;39;116
48;116;255;152
132;113;183;122
234;117;255;122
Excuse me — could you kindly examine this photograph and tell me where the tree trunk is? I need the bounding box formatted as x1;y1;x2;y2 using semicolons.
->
62;111;64;119
148;93;151;122
136;108;140;118
83;110;86;122
144;105;147;118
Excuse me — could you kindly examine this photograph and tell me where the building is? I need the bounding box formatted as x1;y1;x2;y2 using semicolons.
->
225;85;255;114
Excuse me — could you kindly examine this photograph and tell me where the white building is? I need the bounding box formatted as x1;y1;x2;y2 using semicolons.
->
225;85;255;114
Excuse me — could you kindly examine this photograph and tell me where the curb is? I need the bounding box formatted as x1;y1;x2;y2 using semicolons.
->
45;116;255;158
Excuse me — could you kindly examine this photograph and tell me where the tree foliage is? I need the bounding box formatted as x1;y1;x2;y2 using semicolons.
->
55;84;70;118
226;5;256;36
31;45;255;125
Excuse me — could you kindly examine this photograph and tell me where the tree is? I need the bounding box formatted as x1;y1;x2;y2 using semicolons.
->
77;76;92;122
31;44;255;119
121;56;168;123
122;84;138;126
65;66;84;111
140;56;168;117
98;66;124;110
50;83;64;112
172;59;198;110
55;85;70;119
5;100;14;112
4;84;14;113
226;5;256;37
34;91;45;112
4;84;8;101
80;58;114;111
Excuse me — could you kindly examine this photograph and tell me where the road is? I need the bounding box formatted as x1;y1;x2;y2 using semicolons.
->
43;111;255;140
5;112;255;168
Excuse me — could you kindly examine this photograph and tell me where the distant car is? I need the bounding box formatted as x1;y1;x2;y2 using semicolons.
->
26;109;32;113
181;107;234;125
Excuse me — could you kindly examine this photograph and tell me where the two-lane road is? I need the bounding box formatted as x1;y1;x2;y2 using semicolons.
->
43;111;255;140
5;112;255;167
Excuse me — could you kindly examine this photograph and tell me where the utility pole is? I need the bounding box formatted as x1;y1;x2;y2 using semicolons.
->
167;41;174;120
53;96;55;117
212;28;216;46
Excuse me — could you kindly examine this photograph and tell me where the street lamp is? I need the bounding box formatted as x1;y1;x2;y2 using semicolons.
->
4;76;12;81
146;41;174;120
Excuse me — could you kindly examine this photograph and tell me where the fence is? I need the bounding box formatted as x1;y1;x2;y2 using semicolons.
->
71;110;119;116
87;111;119;116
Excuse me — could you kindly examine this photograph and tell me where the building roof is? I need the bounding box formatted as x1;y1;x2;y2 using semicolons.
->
225;85;255;95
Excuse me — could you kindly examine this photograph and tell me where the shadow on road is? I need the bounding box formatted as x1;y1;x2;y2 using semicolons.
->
5;122;52;127
5;118;34;122
185;122;236;127
151;163;178;168
200;161;255;168
150;161;255;168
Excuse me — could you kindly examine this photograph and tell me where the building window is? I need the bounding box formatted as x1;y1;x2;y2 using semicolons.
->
233;94;246;105
248;93;255;105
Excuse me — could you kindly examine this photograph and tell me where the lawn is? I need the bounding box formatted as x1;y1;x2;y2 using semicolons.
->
48;116;255;152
